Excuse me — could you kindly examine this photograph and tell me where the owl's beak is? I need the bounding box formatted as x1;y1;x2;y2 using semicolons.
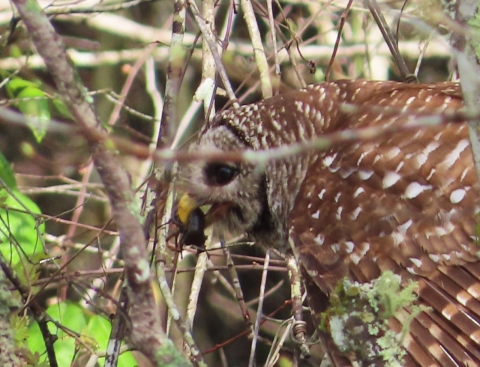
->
176;193;232;227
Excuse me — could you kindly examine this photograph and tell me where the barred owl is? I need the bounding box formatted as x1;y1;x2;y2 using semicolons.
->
177;80;480;366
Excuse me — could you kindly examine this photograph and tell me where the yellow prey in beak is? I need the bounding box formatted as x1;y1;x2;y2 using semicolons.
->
175;194;207;249
176;194;201;225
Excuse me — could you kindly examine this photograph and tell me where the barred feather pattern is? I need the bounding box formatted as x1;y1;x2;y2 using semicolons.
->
177;80;480;366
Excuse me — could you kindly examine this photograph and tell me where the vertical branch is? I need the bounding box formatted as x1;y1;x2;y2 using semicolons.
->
157;0;187;339
267;0;280;75
286;254;310;358
452;0;480;178
201;0;216;118
155;256;206;366
240;0;273;98
158;0;187;147
150;3;204;363
188;0;238;106
223;243;253;330
325;0;354;81
364;0;414;81
185;0;217;338
248;249;270;367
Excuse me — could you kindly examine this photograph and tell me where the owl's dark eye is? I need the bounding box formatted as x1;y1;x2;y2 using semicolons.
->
204;162;239;186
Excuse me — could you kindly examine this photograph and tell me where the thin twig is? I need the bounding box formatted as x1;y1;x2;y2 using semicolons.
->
223;238;253;329
267;0;280;75
107;43;157;126
248;249;270;367
61;163;94;300
0;40;451;71
364;0;414;82
188;0;238;106
325;0;354;81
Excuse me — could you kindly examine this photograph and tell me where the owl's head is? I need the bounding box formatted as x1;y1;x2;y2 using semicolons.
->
176;92;314;247
177;124;272;242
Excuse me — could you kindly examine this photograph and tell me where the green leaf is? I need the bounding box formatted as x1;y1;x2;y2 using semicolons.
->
0;150;16;190
86;315;137;366
0;190;45;267
117;350;137;366
52;98;73;120
5;78;39;98
86;315;110;349
17;87;51;142
26;320;43;357
28;320;70;366
8;45;22;59
52;338;76;366
11;314;29;346
46;302;87;338
28;302;88;365
28;303;137;366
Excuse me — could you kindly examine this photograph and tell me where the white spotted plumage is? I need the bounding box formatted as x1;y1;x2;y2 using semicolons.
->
178;80;480;366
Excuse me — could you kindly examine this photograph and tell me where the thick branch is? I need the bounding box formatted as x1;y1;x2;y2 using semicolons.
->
10;0;189;365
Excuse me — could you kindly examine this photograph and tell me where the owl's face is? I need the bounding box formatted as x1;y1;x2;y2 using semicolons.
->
178;125;271;240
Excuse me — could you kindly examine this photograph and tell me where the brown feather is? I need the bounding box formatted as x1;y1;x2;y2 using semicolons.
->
178;80;480;366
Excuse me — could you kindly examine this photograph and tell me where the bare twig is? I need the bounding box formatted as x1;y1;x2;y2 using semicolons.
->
325;0;354;81
286;254;310;358
364;0;414;82
267;0;280;75
240;0;272;98
188;0;238;106
136;107;468;165
248;249;270;367
0;40;451;71
222;237;253;329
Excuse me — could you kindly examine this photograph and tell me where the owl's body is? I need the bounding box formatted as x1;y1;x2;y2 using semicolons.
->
178;80;480;366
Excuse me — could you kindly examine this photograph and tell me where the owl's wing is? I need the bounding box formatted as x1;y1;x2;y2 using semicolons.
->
288;116;480;365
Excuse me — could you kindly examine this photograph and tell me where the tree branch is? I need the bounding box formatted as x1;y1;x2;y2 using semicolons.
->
10;0;190;364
